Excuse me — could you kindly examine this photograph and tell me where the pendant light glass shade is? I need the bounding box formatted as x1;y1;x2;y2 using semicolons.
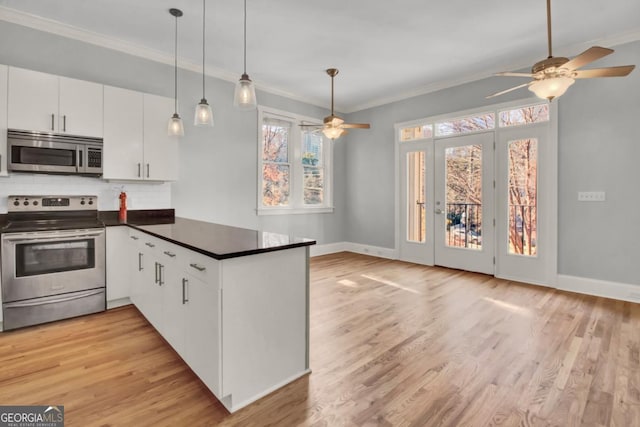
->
168;8;183;137
168;113;185;136
234;0;257;110
529;76;575;101
194;99;214;126
234;74;257;110
194;0;214;126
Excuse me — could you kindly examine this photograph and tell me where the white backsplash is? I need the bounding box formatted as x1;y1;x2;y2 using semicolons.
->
0;174;171;213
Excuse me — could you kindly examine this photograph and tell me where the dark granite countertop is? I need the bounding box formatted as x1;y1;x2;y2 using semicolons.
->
128;217;315;260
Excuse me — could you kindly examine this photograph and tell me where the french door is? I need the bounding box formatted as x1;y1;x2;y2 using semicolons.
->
434;132;495;274
397;101;555;284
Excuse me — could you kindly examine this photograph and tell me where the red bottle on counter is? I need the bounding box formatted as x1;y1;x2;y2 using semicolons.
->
119;192;127;222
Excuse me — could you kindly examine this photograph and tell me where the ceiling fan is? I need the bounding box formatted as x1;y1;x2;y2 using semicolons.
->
300;68;370;140
487;0;635;101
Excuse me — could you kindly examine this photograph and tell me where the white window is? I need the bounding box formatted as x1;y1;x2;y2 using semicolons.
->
258;107;333;215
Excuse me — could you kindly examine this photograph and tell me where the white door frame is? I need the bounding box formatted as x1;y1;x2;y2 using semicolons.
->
394;98;558;285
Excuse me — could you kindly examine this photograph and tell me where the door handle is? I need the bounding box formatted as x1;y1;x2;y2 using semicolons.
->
146;163;150;178
435;209;443;214
137;163;141;178
51;114;55;131
189;263;206;272
158;264;164;286
138;252;143;271
182;278;189;304
163;251;176;258
154;262;159;284
63;115;67;132
145;242;155;248
130;236;139;240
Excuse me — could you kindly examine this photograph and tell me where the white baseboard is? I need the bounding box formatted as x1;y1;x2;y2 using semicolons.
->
107;297;133;310
556;275;640;304
310;242;397;259
309;242;347;257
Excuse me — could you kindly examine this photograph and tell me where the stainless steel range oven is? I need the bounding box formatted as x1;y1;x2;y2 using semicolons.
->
1;195;106;330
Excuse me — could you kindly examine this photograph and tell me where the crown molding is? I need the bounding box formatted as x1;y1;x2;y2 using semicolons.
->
1;5;638;114
0;6;328;110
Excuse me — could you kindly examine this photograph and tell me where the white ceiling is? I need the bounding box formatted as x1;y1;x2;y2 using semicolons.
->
0;0;639;112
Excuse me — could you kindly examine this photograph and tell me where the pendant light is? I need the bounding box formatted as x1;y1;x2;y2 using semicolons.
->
168;8;184;137
233;0;257;110
194;0;214;126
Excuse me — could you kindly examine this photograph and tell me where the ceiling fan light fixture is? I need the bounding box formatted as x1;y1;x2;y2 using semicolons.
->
234;73;257;110
529;76;575;100
322;127;345;140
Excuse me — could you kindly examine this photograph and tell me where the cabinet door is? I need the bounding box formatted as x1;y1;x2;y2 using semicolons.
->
158;245;185;354
106;227;132;303
103;86;144;180
0;64;7;176
182;253;221;396
129;232;146;307
59;76;103;137
143;93;179;181
8;67;59;133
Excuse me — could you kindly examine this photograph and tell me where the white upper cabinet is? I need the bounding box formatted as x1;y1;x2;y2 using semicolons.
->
143;93;179;181
7;67;103;137
103;86;144;180
103;89;178;181
58;76;104;137
0;64;7;176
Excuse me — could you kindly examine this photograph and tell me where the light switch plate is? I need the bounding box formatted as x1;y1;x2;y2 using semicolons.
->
578;191;605;202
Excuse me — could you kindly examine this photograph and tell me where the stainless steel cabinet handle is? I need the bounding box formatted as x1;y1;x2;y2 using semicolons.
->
51;114;55;131
159;264;164;286
137;163;141;178
63;115;67;132
182;278;189;304
145;242;155;248
146;163;150;178
130;236;139;240
163;251;176;258
189;263;206;272
154;262;159;284
138;252;143;271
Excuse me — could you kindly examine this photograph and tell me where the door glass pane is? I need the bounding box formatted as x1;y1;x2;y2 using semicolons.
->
508;139;538;256
262;118;290;162
407;152;426;242
445;145;482;250
400;124;433;141
436;113;495;137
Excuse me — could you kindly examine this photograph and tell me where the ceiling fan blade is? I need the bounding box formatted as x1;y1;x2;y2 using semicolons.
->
495;72;534;78
486;83;530;99
562;46;613;71
574;65;635;78
299;124;322;127
341;123;370;129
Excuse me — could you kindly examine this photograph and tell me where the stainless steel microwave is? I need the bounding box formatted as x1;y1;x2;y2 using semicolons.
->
7;129;103;176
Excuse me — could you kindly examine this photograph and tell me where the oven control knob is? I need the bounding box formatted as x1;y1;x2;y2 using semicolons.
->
13;201;19;206
23;201;29;206
80;201;85;205
88;200;93;205
33;201;39;206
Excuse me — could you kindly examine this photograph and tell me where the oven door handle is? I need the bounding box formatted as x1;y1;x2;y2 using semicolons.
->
3;289;104;308
2;229;105;243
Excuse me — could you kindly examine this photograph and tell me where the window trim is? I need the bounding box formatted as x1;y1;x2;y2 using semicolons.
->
257;106;334;215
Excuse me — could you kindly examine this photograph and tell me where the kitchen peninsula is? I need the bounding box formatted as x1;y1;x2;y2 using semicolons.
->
104;213;314;413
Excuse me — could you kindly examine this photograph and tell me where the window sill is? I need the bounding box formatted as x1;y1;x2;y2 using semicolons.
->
257;207;334;216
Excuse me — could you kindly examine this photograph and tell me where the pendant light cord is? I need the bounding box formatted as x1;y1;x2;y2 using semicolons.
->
202;0;206;98
174;12;178;113
330;75;334;116
243;0;247;74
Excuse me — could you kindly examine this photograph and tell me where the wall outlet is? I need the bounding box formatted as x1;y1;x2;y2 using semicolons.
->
578;191;605;202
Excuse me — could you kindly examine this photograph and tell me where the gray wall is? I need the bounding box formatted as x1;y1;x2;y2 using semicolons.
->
0;21;344;244
344;40;640;285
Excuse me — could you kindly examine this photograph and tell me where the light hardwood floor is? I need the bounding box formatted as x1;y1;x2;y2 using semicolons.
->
1;252;639;426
